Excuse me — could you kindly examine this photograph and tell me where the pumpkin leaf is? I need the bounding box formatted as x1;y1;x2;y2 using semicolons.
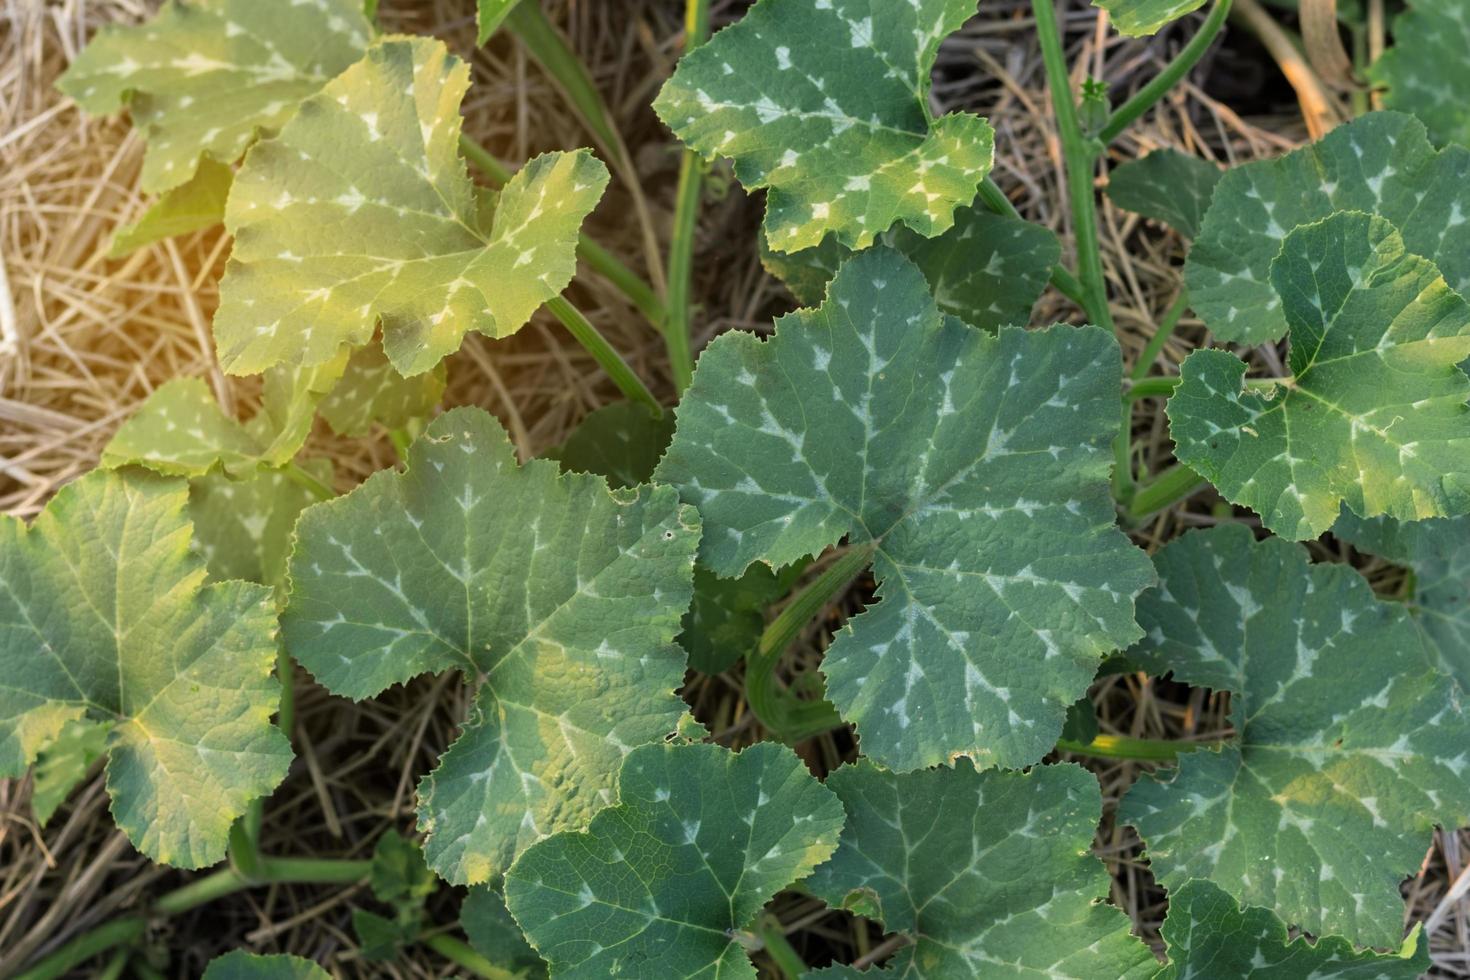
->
1106;148;1222;239
189;461;331;587
463;886;546;977
1169;211;1470;540
654;0;995;253
215;36;609;378
655;246;1155;772
109;156;234;258
1094;0;1208;37
1121;523;1470;948
808;761;1156;979
0;469;291;868
29;718;111;828
504;742;844;979
202;952;330;980
1187;111;1470;345
57;0;370;194
318;343;446;438
542;401;675;491
1368;0;1470;150
282;407;700;884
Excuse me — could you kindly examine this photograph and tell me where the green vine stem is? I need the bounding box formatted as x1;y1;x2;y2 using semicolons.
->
1056;732;1204;762
745;546;874;743
14;858;372;980
505;1;668;299
422;933;522;980
544;296;662;414
457;135;667;329
1097;0;1234;144
1131;290;1191;381
1125;375;1183;401
755;914;808;980
1128;463;1209;521
662;0;712;393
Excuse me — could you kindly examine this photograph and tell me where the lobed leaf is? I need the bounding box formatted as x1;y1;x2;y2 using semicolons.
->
189;461;332;588
1170;211;1470;540
215;36;609;378
808;761;1156;978
1187;111;1470;345
282;407;700;884
57;0;370;194
1121;523;1470;948
1368;0;1470;150
504;741;844;979
654;0;994;253
1105;148;1221;239
761;206;1061;332
317;343;445;439
655;246;1155;772
202;952;330;980
0;469;291;868
1094;0;1208;37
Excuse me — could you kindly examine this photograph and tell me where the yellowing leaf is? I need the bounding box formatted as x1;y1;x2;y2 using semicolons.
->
109;157;234;258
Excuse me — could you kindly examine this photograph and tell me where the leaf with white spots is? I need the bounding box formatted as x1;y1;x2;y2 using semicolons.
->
190;461;332;587
318;342;446;438
108;156;233;258
1093;0;1208;37
1105;148;1221;239
808;761;1156;979
1332;507;1470;690
214;36;610;378
1169;211;1470;540
1187;111;1470;345
543;402;675;491
504;741;844;979
103;378;267;477
654;0;995;253
282;407;700;884
761;206;1061;331
56;0;370;194
1121;523;1470;949
1369;0;1470;150
0;469;291;868
654;246;1156;772
202;952;331;980
1155;880;1429;979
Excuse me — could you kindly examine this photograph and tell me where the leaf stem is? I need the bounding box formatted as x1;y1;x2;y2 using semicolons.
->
1130;291;1191;381
745;546;874;743
1128;464;1209;521
1124;375;1182;401
544;296;662;414
755;914;808;979
422;933;522;980
457;135;667;328
1031;0;1114;332
662;0;712;394
1098;0;1234;144
1057;733;1209;761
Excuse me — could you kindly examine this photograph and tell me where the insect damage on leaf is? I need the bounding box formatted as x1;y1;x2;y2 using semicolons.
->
1122;523;1470;949
282;407;700;884
214;36;609;378
505;741;844;979
57;0;371;195
654;0;995;253
1170;211;1470;540
0;469;291;868
655;246;1155;772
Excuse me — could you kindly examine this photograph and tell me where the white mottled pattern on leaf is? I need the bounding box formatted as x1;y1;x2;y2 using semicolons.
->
1121;524;1470;949
1369;0;1470;150
1155;880;1428;980
504;742;844;979
1093;0;1207;36
318;343;445;438
282;408;700;884
0;469;290;868
655;247;1155;772
104;378;266;477
654;0;994;252
1187;112;1470;344
1170;211;1470;540
1332;508;1470;690
56;0;369;193
215;36;609;377
189;461;332;587
808;761;1156;979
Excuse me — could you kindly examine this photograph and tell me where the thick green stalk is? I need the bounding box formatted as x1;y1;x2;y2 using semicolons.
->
544;296;662;414
745;546;874;743
423;933;521;980
1128;464;1208;520
663;0;713;393
1130;291;1191;381
1056;733;1198;761
457;135;666;328
1125;375;1183;401
1098;0;1234;144
1031;0;1114;332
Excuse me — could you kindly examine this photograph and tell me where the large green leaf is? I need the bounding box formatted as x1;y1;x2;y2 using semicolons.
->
189;461;331;588
504;742;844;979
1094;0;1208;37
1170;211;1470;540
1186;111;1470;344
542;402;675;491
215;36;609;378
1369;0;1470;150
655;247;1155;772
282;407;700;884
808;761;1155;979
654;0;994;253
103;378;268;477
1121;523;1470;949
1105;148;1222;239
761;206;1061;332
202;952;330;980
0;469;290;868
109;156;234;258
1333;507;1470;689
1154;880;1428;979
57;0;370;194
